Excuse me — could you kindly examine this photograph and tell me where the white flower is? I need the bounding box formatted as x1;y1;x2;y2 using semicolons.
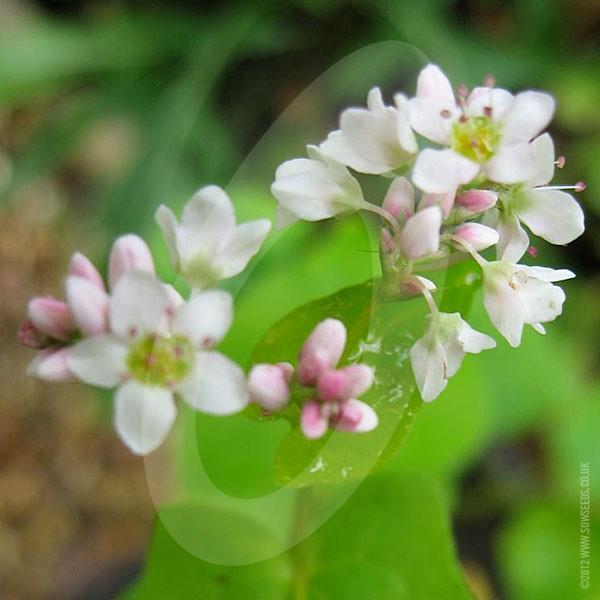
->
493;134;585;261
481;261;575;347
67;270;248;455
410;313;496;402
410;64;556;194
319;87;417;174
155;186;271;292
271;145;365;227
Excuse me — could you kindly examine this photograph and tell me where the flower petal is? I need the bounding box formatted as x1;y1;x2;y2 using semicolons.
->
215;219;271;279
412;149;479;194
271;156;363;221
501;91;555;144
415;64;455;103
155;205;181;269
496;212;529;262
383;176;415;219
482;263;526;347
466;87;514;120
408;97;458;145
68;252;105;291
114;381;176;455
486;142;538;184
527;133;555;187
108;234;155;291
178;186;236;257
410;334;448;403
319;88;416;174
172;290;233;349
457;321;496;353
177;351;248;415
65;276;109;336
27;347;76;382
110;271;170;340
516;189;584;246
67;334;128;387
516;265;575;282
399;206;442;260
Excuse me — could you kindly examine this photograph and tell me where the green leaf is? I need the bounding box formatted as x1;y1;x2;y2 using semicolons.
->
124;472;472;600
249;260;480;488
497;502;600;599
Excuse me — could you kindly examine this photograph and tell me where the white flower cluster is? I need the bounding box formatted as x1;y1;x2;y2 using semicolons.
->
21;64;586;455
271;64;585;402
21;187;272;454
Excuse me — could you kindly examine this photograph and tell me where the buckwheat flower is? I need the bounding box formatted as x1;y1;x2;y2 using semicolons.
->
410;313;496;402
319;87;417;174
248;362;294;412
493;134;585;261
481;261;575;347
296;319;377;439
271;146;365;227
67;270;248;455
155;185;271;292
410;64;555;194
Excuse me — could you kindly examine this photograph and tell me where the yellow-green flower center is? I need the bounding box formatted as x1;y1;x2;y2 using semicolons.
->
127;334;194;387
451;116;501;163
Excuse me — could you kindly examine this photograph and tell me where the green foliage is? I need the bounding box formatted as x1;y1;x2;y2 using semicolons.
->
124;472;472;600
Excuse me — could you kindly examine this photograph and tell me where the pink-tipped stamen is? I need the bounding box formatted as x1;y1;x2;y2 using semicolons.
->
555;156;566;169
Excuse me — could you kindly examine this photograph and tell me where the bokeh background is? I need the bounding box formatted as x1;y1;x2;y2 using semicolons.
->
1;1;599;599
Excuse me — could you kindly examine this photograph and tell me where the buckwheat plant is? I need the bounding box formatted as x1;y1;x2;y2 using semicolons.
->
21;64;584;457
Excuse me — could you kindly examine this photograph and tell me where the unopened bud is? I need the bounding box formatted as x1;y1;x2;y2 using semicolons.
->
69;252;104;290
453;223;499;251
456;189;497;214
27;297;76;341
108;234;155;290
248;362;293;412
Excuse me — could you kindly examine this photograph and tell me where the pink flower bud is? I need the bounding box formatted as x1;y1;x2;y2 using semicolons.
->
340;364;374;398
317;370;348;402
248;362;293;411
420;191;455;218
65;276;109;336
69;252;105;291
453;223;499;251
108;234;155;290
300;400;328;439
335;399;378;433
456;189;497;214
27;348;76;382
18;319;50;349
383;176;414;220
297;319;346;386
399;206;442;260
27;297;76;341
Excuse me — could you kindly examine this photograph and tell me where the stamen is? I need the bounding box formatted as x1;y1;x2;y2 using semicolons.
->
457;84;469;99
555;156;566;169
440;109;452;119
483;105;493;117
527;246;538;258
535;181;586;192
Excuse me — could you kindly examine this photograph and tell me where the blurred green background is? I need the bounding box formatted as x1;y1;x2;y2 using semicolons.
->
1;1;599;599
